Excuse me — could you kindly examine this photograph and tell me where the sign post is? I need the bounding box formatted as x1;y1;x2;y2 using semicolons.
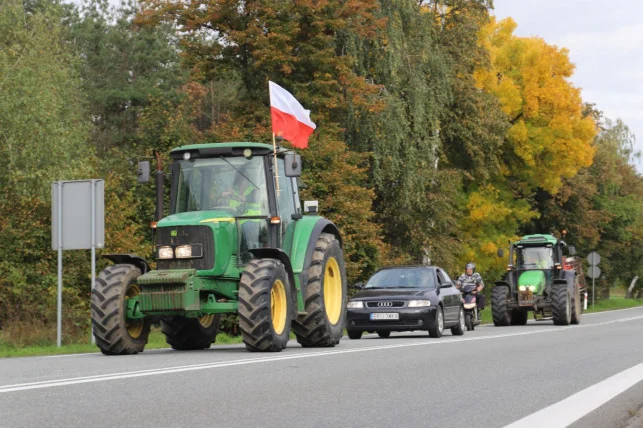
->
52;180;104;347
586;252;601;308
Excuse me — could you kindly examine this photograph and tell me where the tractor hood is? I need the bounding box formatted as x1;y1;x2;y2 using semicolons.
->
158;210;237;227
518;270;546;294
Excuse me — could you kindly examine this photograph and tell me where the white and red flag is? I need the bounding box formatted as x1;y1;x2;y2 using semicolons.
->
269;81;316;149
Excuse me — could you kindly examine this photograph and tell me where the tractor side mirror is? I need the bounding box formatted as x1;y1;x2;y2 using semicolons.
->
568;246;577;256
284;153;302;177
137;161;150;183
497;249;504;258
304;200;318;214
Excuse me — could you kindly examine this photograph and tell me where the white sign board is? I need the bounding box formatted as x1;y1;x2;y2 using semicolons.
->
52;180;104;250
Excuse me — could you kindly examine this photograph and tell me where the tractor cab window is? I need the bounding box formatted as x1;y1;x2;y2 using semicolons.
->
173;156;269;216
518;247;553;270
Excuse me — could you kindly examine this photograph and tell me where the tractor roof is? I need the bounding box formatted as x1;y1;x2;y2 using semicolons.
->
170;142;291;160
515;234;558;246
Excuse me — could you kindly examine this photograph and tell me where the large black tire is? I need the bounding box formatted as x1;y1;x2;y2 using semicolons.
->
347;329;362;340
451;307;465;336
570;286;582;325
428;307;444;338
293;233;347;347
377;331;391;338
552;284;572;326
161;315;221;350
239;259;293;352
491;286;511;326
510;309;529;325
91;264;151;355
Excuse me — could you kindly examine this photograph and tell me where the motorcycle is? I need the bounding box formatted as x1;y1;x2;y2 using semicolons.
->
459;282;481;331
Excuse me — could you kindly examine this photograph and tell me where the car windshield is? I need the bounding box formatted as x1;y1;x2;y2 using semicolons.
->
518;247;554;269
365;268;435;289
172;156;269;216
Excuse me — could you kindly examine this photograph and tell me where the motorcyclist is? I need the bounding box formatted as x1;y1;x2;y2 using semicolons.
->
456;262;485;320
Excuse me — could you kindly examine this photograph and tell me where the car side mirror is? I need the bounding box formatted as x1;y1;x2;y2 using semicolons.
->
497;249;504;258
284;153;302;177
439;282;453;289
568;246;576;256
352;282;364;290
137;161;150;183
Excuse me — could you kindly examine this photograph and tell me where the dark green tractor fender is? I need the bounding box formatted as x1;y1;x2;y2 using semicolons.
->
102;254;151;274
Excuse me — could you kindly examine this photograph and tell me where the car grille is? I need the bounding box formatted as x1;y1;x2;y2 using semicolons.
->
365;301;406;308
156;226;214;271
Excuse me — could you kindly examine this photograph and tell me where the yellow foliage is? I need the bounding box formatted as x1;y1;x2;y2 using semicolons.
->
475;17;598;193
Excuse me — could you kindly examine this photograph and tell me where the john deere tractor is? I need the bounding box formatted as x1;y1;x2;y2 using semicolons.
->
91;142;347;354
491;234;584;326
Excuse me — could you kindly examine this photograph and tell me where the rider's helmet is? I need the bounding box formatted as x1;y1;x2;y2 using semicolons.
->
465;262;476;272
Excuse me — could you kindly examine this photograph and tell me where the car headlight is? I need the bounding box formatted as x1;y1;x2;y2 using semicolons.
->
175;244;203;259
347;301;364;309
518;285;526;291
157;246;174;259
408;300;431;307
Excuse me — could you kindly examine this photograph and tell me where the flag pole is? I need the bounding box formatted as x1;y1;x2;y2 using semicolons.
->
272;133;280;194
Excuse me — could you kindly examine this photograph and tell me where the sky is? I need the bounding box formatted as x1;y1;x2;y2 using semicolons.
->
492;0;643;173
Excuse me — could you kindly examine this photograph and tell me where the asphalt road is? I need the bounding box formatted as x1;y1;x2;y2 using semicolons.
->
1;307;643;428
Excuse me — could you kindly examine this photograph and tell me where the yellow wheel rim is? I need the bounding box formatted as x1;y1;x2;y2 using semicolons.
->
271;279;287;335
125;283;144;339
323;257;342;325
198;314;216;328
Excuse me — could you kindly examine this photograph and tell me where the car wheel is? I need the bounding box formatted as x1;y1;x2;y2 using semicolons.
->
347;329;362;340
428;307;444;338
377;331;391;338
451;307;465;336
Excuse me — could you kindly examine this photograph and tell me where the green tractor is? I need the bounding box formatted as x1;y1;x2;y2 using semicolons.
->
91;142;347;354
491;234;585;326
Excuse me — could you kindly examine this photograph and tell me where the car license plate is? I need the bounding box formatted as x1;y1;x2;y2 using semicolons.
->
370;313;399;320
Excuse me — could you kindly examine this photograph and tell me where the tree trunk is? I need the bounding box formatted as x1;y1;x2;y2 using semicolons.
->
626;276;639;299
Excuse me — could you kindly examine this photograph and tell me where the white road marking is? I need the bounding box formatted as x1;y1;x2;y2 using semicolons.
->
505;362;643;428
1;313;643;393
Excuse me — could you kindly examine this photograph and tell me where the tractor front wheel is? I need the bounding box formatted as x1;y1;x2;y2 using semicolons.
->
491;286;511;326
293;233;347;347
91;264;150;355
552;284;572;326
239;259;293;352
161;314;221;350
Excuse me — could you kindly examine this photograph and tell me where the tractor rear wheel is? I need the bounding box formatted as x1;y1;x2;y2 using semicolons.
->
91;264;150;355
161;314;221;350
491;286;511;326
570;285;582;325
239;259;293;352
510;309;529;325
552;284;572;325
293;233;347;347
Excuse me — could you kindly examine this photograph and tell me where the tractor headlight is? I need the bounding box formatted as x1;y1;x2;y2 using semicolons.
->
408;300;431;307
175;244;203;259
528;285;536;292
157;246;174;259
518;285;527;291
347;301;364;309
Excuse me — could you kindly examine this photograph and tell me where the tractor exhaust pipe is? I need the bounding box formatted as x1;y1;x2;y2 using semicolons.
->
154;150;164;222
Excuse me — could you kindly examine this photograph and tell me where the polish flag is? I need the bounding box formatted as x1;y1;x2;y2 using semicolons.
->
269;81;316;149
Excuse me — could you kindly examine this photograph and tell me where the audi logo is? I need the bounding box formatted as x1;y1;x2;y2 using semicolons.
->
377;302;393;307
